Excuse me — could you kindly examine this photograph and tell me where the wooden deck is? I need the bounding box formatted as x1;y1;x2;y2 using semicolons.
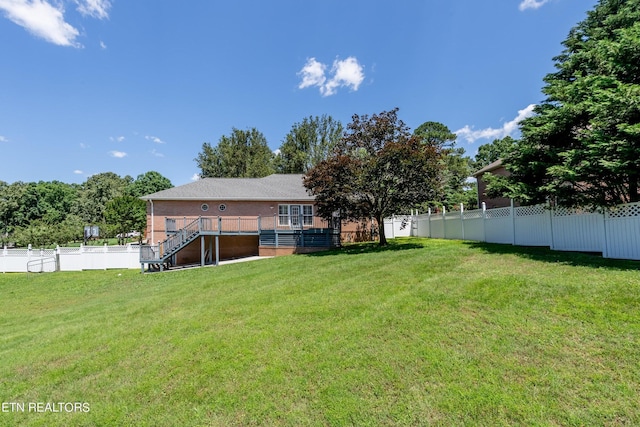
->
140;216;339;272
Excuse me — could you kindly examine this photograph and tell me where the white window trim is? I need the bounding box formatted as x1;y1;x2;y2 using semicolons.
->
278;204;313;227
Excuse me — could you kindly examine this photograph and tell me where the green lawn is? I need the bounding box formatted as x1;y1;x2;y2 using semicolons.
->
1;238;639;426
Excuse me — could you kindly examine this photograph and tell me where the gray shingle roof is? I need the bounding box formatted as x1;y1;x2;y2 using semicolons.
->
140;174;314;201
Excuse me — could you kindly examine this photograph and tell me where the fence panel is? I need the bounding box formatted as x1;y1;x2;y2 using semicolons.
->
444;213;463;240
551;208;604;253
605;202;640;260
463;217;485;241
413;214;431;238
430;217;445;239
384;217;412;239
388;200;640;261
514;205;552;247
1;249;30;273
484;207;513;244
58;247;83;271
1;245;140;273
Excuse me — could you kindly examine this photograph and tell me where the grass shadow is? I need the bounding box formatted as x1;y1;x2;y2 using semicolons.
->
464;240;640;271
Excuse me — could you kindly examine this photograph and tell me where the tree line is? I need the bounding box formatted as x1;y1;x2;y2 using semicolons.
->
2;113;501;248
0;171;172;247
195;114;505;210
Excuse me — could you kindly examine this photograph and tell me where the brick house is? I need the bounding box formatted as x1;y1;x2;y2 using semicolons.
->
472;159;515;209
139;174;362;269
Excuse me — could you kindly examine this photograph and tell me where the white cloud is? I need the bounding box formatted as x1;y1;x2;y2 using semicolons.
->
150;149;164;158
110;135;125;142
109;150;127;158
79;142;89;148
99;40;106;49
0;135;8;142
519;0;550;11
0;0;80;47
191;173;201;181
298;56;365;97
73;169;83;174
323;57;365;96
0;0;111;47
455;104;536;144
74;0;110;19
145;135;166;144
298;58;327;90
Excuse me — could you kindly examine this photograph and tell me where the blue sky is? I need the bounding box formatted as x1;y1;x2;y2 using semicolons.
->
0;0;599;186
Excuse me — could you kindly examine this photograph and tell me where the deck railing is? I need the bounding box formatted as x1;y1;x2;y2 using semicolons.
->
145;215;334;263
164;215;330;234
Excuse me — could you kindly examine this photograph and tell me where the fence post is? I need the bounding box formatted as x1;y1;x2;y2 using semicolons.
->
390;215;395;239
548;203;555;250
460;203;465;241
55;245;61;272
602;207;609;258
104;242;108;270
482;202;487;242
442;206;446;239
428;207;432;238
510;199;516;245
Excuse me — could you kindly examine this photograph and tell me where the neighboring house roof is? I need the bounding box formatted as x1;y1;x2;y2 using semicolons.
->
140;174;314;201
472;159;504;177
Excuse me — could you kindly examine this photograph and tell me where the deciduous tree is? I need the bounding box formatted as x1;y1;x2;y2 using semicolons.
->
414;121;475;210
105;195;147;245
195;128;275;178
276;115;343;173
128;171;173;197
73;172;132;224
304;108;442;246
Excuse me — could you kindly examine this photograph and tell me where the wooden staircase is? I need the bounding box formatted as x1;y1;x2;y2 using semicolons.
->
140;217;202;271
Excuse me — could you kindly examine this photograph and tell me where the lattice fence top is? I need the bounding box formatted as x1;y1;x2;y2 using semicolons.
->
607;202;640;219
515;204;547;217
58;247;82;254
2;249;56;256
463;210;484;219
2;249;30;256
552;206;599;217
485;207;511;219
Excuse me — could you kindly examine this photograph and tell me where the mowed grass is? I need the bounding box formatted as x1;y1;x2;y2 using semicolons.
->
1;238;639;426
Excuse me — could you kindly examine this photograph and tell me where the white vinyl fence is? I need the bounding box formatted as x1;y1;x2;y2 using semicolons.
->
385;201;640;261
1;244;140;273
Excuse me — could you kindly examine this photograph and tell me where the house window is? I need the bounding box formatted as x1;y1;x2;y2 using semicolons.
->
201;203;209;212
218;204;227;212
278;205;289;226
278;204;313;227
303;205;313;226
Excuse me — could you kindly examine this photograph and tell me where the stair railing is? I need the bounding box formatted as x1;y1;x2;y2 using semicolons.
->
158;217;202;259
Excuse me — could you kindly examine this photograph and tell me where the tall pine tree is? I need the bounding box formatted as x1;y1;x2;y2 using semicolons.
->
507;0;640;207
